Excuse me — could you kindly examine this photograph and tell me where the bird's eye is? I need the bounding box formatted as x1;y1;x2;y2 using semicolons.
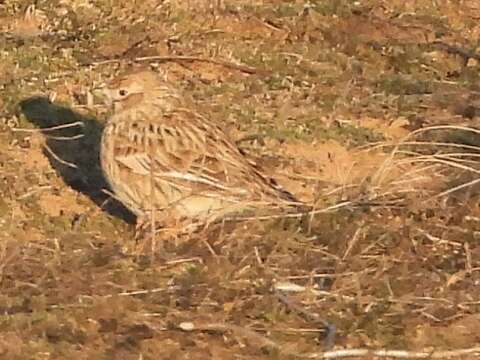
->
118;89;128;97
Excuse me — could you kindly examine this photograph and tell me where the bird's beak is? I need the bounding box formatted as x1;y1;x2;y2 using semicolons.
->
92;85;114;107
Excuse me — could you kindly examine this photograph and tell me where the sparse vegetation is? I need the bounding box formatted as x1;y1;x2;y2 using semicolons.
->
1;1;480;359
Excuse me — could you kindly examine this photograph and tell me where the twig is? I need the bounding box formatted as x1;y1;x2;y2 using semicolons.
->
286;271;368;280
306;347;480;359
177;320;480;359
177;321;279;348
273;281;355;301
164;257;203;266
17;185;52;200
225;201;353;222
44;134;85;140
138;55;269;75
430;178;480;199
432;41;480;65
43;143;78;168
464;242;472;274
414;227;463;248
274;291;336;349
363;140;480;153
90;55;270;76
12;121;85;132
103;285;181;298
235;133;266;146
274;291;330;327
342;224;365;260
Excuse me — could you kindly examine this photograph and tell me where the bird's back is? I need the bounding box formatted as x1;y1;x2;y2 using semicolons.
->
101;105;301;221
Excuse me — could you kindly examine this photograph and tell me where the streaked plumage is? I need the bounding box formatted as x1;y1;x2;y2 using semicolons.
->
100;70;300;226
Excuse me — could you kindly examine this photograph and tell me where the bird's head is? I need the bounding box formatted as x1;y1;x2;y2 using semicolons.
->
102;70;183;112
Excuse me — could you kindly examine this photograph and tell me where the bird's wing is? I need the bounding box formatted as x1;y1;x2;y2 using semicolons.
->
108;109;286;203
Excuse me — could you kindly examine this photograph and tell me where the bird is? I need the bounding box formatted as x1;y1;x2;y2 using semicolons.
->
100;70;303;232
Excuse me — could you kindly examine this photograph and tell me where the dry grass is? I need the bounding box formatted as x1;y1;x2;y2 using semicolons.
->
1;0;480;359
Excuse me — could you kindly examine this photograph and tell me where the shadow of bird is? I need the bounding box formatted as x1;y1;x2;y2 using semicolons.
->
18;96;135;224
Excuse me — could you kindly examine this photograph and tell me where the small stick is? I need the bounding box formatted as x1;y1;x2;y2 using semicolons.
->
12;121;85;132
225;201;353;222
177;321;279;349
90;55;270;76
342;224;364;260
44;134;85;140
274;291;329;327
177;321;480;359
274;291;335;349
432;41;480;65
43;144;78;168
136;55;269;75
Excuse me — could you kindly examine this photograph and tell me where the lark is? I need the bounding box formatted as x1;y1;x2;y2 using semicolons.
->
100;70;301;232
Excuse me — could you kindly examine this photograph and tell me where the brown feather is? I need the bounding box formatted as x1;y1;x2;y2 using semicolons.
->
101;71;302;222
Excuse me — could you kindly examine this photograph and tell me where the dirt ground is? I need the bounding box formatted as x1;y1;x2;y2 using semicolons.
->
1;1;480;359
